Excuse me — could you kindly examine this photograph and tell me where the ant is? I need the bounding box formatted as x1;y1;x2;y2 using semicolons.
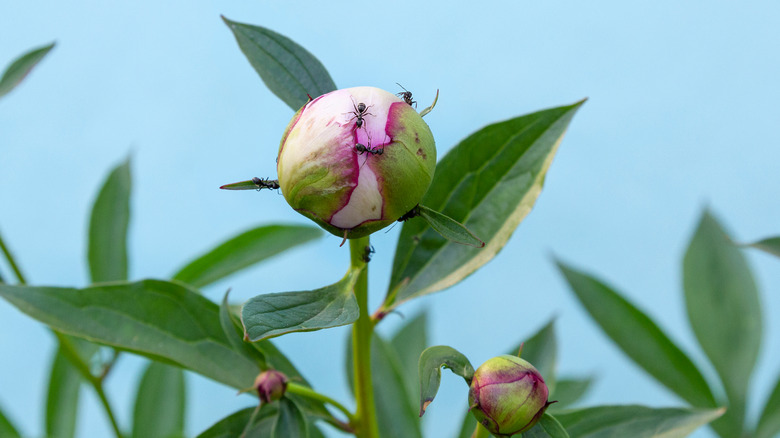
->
361;245;376;263
251;177;280;190
354;131;384;156
347;98;373;129
396;83;416;108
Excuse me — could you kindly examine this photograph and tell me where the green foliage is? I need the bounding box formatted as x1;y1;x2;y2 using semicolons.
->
0;42;55;99
746;236;780;259
272;398;308;438
756;372;780;438
387;100;584;310
131;361;186;438
196;406;276;438
45;348;82;438
88;157;131;283
548;377;594;413
417;346;474;416
0;404;21;438
522;414;570;438
416;205;485;248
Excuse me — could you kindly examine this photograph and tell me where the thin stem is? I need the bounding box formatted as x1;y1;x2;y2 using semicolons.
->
350;236;380;438
56;332;123;438
0;230;27;284
287;382;356;422
471;421;491;438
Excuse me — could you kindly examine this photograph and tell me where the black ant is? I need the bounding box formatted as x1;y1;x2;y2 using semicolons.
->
397;205;421;222
354;131;383;156
347;99;373;129
361;245;375;263
396;83;416;108
251;177;280;190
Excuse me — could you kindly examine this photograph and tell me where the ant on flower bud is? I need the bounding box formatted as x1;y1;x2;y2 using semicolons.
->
347;99;373;129
252;177;280;191
396;83;416;108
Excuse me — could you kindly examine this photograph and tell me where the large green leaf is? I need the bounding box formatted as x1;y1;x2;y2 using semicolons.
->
0;280;260;390
272;398;308;438
132;361;186;438
0;42;55;99
418;346;474;417
523;413;570;438
511;319;558;395
0;403;21;438
555;405;724;438
222;16;337;111
196;406;276;438
45;347;82;438
390;311;429;410
683;211;761;432
755;370;780;438
242;269;360;342
173;225;321;288
88;157;131;283
387;101;584;309
746;236;780;259
557;262;717;408
548;377;594;412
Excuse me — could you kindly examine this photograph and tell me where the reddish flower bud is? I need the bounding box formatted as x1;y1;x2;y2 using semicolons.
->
254;370;288;404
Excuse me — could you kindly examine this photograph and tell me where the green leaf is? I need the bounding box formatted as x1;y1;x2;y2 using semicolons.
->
418;345;475;416
272;398;308;438
418;89;439;118
523;413;570;438
0;280;260;390
557;262;717;408
374;335;423;438
0;42;55;99
417;205;485;247
220;290;268;369
88;157;131;283
241;269;361;342
745;236;780;259
548;377;594;412
555;405;724;438
132;361;186;438
683;211;761;431
222;16;337;111
512;319;557;394
388;100;584;309
45;347;82;438
173;224;322;288
196;406;276;438
755;370;780;438
390;311;429;411
0;404;21;438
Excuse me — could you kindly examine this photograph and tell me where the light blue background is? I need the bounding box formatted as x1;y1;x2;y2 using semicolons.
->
2;1;779;437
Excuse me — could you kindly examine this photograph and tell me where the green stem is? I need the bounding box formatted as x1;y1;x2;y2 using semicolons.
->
287;382;356;422
56;333;123;438
0;230;27;284
350;236;380;438
471;421;491;438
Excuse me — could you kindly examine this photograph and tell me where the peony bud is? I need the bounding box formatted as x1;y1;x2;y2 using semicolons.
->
254;370;288;404
277;86;436;239
468;355;552;437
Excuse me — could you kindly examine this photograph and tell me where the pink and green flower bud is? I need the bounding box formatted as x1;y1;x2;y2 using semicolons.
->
468;355;552;437
277;86;436;239
254;370;288;404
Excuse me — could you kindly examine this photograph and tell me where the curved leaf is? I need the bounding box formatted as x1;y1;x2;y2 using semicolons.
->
222;16;336;111
241;269;360;342
387;100;585;309
45;348;81;438
683;211;761;432
555;405;724;438
88;157;131;283
745;236;780;259
272;398;308;438
132;361;186;438
418;345;474;416
557;262;717;408
755;370;780;438
523;413;570;438
173;224;322;288
0;42;55;99
0;280;260;390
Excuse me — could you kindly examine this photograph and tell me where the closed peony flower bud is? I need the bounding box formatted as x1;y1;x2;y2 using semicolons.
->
468;355;552;437
277;86;436;239
254;370;288;404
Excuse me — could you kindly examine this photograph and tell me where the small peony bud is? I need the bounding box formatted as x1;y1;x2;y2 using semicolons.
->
468;355;552;437
277;86;436;239
254;370;288;404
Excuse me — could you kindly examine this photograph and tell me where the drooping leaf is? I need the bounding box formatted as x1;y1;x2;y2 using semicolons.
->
0;42;55;99
555;405;724;438
173;224;322;288
196;406;276;438
418;345;474;416
557;262;717;408
548;377;594;412
88;157;131;283
522;413;570;438
387;101;585;309
755;370;780;438
417;205;485;247
222;16;337;111
745;236;780;259
132;361;186;438
0;280;260;390
511;318;557;394
683;211;761;432
272;398;308;438
390;311;429;410
45;347;82;438
0;405;21;438
418;89;439;118
242;269;361;342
